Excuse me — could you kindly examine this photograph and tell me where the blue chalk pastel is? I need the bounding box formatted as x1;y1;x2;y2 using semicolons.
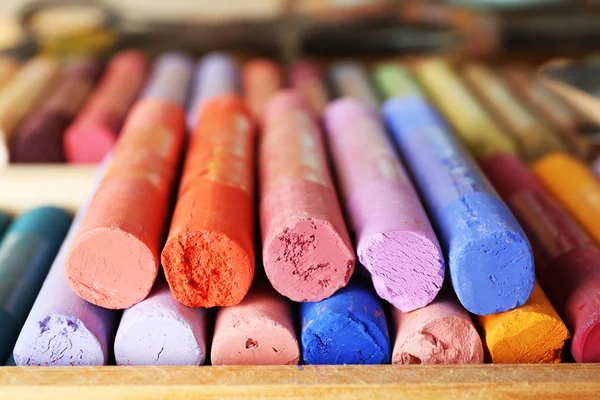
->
0;206;71;363
382;96;534;316
300;278;390;365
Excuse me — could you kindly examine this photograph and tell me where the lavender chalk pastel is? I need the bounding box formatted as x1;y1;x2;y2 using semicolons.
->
301;277;390;365
114;277;207;366
13;157;119;366
0;206;71;363
142;52;194;105
382;94;534;315
324;98;444;311
187;52;238;130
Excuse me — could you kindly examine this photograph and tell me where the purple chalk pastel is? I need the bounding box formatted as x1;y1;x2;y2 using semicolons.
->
187;52;238;130
142;52;194;107
324;98;444;311
12;156;118;366
114;277;207;366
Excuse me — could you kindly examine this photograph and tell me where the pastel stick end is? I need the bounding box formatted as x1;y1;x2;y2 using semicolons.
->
13;315;106;366
359;230;444;312
115;313;206;366
301;312;390;365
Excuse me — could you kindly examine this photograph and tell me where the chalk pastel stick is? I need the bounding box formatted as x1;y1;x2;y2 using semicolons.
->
382;87;534;315
413;59;517;159
260;91;355;302
242;59;283;118
63;51;148;163
187;52;238;130
12;58;101;163
141;52;194;104
114;277;207;366
533;152;600;246
301;277;390;365
373;63;423;99
65;52;189;309
162;94;256;307
0;56;59;166
481;152;600;362
211;280;300;365
461;63;566;162
391;292;483;364
14;158;120;366
0;57;19;89
289;61;329;116
0;165;96;214
0;212;10;242
502;67;589;159
324;98;444;311
0;206;71;363
475;282;569;363
329;62;380;110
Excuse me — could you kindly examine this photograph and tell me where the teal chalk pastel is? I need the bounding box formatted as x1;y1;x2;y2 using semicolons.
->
0;211;11;243
0;206;71;363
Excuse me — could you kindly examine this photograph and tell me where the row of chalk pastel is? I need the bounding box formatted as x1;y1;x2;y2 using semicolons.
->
0;52;596;167
1;51;600;367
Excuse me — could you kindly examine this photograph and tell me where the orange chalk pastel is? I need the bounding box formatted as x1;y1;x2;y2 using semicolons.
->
475;283;569;363
161;94;256;308
242;59;283;118
533;152;600;245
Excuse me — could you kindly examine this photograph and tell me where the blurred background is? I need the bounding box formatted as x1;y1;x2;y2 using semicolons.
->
1;0;599;62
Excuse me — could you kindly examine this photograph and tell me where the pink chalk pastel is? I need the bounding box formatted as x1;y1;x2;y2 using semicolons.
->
260;91;355;302
391;292;484;364
211;280;300;365
324;98;444;311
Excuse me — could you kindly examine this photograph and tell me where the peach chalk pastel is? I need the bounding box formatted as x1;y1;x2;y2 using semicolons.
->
211;280;299;365
391;292;483;364
161;94;256;308
475;283;570;364
260;91;355;302
114;277;207;366
0;56;59;166
63;51;148;163
242;59;283;118
324;98;444;312
65;52;190;309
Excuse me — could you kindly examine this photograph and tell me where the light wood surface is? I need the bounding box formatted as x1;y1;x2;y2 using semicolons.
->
0;164;97;214
0;365;598;399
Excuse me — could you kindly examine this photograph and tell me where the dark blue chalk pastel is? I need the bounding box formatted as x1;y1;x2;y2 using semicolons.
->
0;206;71;363
382;96;534;316
300;278;390;365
